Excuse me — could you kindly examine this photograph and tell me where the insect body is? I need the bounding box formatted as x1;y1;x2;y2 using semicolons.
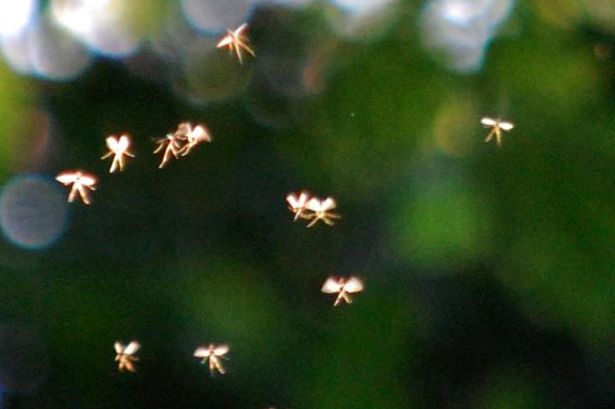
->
175;122;212;156
55;170;97;204
154;133;184;168
101;134;135;173
114;341;140;373
286;191;311;221
217;23;255;64
193;343;229;375
321;276;364;306
305;197;340;227
481;117;514;146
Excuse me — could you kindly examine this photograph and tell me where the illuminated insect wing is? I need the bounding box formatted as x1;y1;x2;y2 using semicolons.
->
305;197;323;213
499;121;514;131
114;342;124;355
55;171;79;185
213;344;229;357
191;125;212;143
321;277;343;294
193;346;212;360
181;124;212;156
320;197;337;212
123;341;140;355
343;277;364;294
481;117;498;127
174;122;192;139
217;34;234;48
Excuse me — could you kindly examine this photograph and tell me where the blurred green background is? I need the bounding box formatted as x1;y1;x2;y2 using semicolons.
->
0;1;613;409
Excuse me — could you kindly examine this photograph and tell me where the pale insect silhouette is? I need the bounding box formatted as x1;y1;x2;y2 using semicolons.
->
305;197;341;227
175;122;212;156
286;191;311;221
481;117;514;146
193;343;229;375
55;170;97;204
114;341;140;373
217;23;255;64
321;276;364;306
101;134;135;173
154;133;184;168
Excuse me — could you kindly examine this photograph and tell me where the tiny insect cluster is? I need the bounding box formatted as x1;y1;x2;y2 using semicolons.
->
113;341;229;376
47;24;516;405
286;191;341;227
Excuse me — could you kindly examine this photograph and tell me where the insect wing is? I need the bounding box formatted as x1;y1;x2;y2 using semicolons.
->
193;346;212;358
343;277;364;294
56;172;78;185
123;341;140;355
481;117;497;127
114;342;124;354
321;277;343;294
499;121;514;131
320;197;337;211
234;23;248;36
286;193;306;209
118;135;131;150
305;197;323;212
79;174;97;188
213;344;229;356
217;35;233;48
105;136;120;151
193;125;211;142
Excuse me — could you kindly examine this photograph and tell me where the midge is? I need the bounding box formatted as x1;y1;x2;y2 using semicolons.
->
154;133;184;169
481;117;514;146
217;23;255;64
286;192;341;227
114;341;140;373
305;197;340;227
193;343;229;375
101;134;135;173
175;122;212;156
286;191;310;221
321;276;364;306
55;170;97;204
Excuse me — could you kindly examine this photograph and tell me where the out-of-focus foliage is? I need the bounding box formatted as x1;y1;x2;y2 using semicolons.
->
0;1;613;409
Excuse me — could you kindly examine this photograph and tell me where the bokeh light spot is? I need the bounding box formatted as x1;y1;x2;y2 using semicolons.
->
420;0;514;72
51;0;144;58
0;175;68;250
181;0;256;34
394;177;493;269
0;0;37;37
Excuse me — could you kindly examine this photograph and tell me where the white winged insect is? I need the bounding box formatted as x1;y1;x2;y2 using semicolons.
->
154;133;184;169
55;170;97;205
175;122;212;156
217;23;255;64
481;117;514;146
286;191;311;221
114;340;140;373
101;134;135;173
193;343;229;375
304;197;341;227
321;276;364;306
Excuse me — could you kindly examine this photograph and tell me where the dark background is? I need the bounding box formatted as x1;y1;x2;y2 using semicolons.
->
0;1;613;409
